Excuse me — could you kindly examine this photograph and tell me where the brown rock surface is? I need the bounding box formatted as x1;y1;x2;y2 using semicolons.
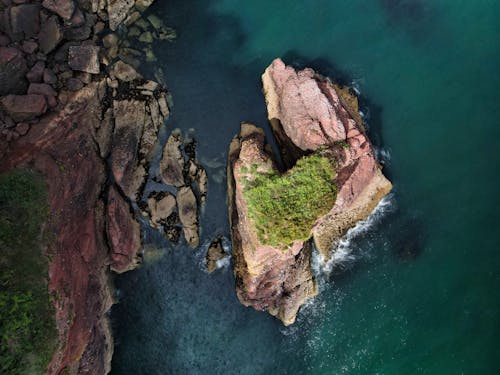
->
38;16;62;54
159;133;185;187
147;191;177;227
107;185;141;273
206;237;226;273
107;0;134;31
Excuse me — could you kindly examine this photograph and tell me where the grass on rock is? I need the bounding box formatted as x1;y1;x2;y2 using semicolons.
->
243;154;337;249
0;169;58;375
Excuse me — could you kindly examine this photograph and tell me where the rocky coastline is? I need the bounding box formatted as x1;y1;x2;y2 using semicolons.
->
0;0;205;373
228;58;392;325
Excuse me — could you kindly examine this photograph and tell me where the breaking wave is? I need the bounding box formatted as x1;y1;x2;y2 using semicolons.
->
312;194;395;282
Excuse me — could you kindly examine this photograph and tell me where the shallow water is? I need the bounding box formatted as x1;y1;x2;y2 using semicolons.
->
110;1;500;373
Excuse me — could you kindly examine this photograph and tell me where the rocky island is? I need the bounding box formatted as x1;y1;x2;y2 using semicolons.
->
228;58;392;325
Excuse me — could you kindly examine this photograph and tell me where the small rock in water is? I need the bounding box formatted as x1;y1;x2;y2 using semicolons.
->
206;237;226;273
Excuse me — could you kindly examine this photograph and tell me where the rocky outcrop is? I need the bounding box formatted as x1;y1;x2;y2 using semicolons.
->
262;58;392;258
228;59;392;325
0;0;174;373
206;237;227;273
228;124;317;326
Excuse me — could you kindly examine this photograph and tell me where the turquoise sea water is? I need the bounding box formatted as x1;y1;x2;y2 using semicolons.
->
111;1;500;373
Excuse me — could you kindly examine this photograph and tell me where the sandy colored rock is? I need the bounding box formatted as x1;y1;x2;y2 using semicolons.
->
206;237;226;273
177;186;199;247
107;0;134;30
147;191;176;227
111;60;142;82
159;133;185;187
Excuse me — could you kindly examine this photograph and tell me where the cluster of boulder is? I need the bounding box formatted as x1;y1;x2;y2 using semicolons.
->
141;130;207;248
0;0;174;159
228;58;392;325
0;0;191;373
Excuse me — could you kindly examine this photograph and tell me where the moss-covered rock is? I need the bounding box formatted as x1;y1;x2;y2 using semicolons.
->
242;154;337;249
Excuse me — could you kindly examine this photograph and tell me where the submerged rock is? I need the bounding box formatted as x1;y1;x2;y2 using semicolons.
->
228;59;392;325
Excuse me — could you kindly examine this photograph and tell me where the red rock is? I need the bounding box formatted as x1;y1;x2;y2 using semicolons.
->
28;83;57;107
42;0;75;20
21;40;38;54
26;60;45;82
1;94;47;121
43;68;57;84
0;46;28;95
14;121;29;135
107;185;141;273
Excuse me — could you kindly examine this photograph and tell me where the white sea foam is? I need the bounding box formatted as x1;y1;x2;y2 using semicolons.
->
312;194;395;281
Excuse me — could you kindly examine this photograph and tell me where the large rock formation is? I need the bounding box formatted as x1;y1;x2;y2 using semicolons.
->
262;58;393;258
228;59;392;325
228;124;318;325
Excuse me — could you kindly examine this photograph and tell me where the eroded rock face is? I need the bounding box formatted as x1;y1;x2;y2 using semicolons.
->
228;124;317;326
262;58;392;258
177;186;199;247
107;185;141;273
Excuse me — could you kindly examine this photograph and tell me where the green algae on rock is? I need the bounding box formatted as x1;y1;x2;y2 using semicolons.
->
242;154;337;249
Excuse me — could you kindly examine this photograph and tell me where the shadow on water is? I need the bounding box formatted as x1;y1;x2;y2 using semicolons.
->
378;0;438;43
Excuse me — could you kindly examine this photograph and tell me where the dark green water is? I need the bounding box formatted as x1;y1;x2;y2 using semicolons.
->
111;1;500;373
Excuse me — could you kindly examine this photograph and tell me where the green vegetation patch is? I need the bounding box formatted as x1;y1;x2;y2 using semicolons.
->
243;154;337;249
0;169;58;375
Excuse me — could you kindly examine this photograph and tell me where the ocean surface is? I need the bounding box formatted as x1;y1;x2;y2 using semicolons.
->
110;1;500;373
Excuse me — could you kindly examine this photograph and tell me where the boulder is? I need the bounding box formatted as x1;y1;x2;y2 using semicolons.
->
0;47;27;95
176;186;199;247
1;94;47;121
111;60;142;82
159;133;185;187
26;61;45;83
38;16;62;54
10;4;40;39
147;191;176;227
42;0;75;20
107;0;134;30
206;237;226;273
68;45;100;74
28;83;57;107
